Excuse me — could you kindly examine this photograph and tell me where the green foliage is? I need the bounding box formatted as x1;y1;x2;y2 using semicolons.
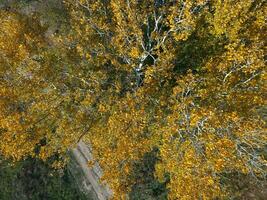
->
129;149;168;200
0;157;88;200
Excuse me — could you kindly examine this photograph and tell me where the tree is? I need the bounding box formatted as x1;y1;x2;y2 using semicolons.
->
0;10;83;166
0;1;266;199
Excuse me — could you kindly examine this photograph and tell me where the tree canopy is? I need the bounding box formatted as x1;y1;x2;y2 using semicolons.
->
0;1;266;199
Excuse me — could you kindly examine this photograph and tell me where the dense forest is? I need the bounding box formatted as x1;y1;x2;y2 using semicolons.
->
0;0;266;199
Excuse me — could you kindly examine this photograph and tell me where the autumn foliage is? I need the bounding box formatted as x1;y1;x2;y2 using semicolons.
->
0;1;266;199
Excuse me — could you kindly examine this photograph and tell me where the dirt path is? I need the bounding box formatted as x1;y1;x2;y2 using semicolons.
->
71;142;112;200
